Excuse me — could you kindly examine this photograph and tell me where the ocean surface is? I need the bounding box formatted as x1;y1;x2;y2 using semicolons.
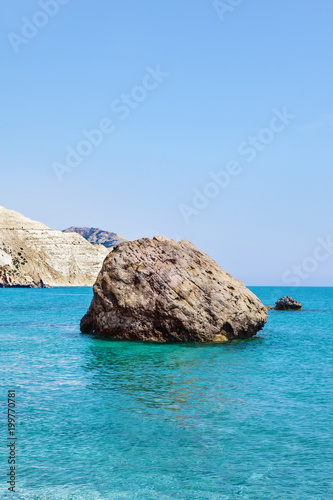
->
0;286;332;499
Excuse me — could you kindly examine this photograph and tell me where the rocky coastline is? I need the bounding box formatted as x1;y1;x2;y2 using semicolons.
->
0;206;109;287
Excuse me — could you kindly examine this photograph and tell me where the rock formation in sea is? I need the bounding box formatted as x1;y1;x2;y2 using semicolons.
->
63;227;126;248
0;206;109;287
81;236;268;342
274;296;302;310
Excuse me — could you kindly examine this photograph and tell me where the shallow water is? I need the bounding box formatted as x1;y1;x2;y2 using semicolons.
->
0;286;332;499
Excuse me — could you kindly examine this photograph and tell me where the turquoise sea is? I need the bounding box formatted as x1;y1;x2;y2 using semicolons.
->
0;286;332;499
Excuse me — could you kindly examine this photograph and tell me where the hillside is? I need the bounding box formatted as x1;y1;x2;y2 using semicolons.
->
63;227;126;248
0;206;109;287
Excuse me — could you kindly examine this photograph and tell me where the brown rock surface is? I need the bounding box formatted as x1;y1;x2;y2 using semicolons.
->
81;236;267;342
274;296;302;310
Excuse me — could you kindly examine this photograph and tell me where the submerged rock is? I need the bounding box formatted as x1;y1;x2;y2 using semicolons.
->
274;296;302;310
80;236;267;342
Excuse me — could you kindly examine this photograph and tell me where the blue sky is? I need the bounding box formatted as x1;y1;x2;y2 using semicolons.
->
1;0;332;285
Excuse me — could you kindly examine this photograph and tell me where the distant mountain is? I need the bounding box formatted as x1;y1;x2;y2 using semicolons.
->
0;207;109;287
63;227;126;248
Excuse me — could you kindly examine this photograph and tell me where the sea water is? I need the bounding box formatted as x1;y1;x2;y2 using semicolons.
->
0;286;332;499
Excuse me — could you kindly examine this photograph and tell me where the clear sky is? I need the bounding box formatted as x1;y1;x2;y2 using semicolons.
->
1;0;332;286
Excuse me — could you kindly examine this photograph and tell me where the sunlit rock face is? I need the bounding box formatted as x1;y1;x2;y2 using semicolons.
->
0;206;109;287
81;236;267;342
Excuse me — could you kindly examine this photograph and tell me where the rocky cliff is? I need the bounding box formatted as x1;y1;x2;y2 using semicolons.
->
81;236;267;342
63;227;126;248
0;206;109;287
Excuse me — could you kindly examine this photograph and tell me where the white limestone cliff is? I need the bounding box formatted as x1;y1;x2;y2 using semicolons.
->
0;206;109;287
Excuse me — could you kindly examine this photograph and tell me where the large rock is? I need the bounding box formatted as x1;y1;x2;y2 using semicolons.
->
274;296;302;310
80;236;268;342
0;206;109;287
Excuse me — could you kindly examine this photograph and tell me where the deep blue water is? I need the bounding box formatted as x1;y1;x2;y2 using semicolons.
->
0;286;332;499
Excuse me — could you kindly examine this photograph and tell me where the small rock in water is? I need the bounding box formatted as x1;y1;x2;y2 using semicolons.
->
274;296;302;310
80;236;268;342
